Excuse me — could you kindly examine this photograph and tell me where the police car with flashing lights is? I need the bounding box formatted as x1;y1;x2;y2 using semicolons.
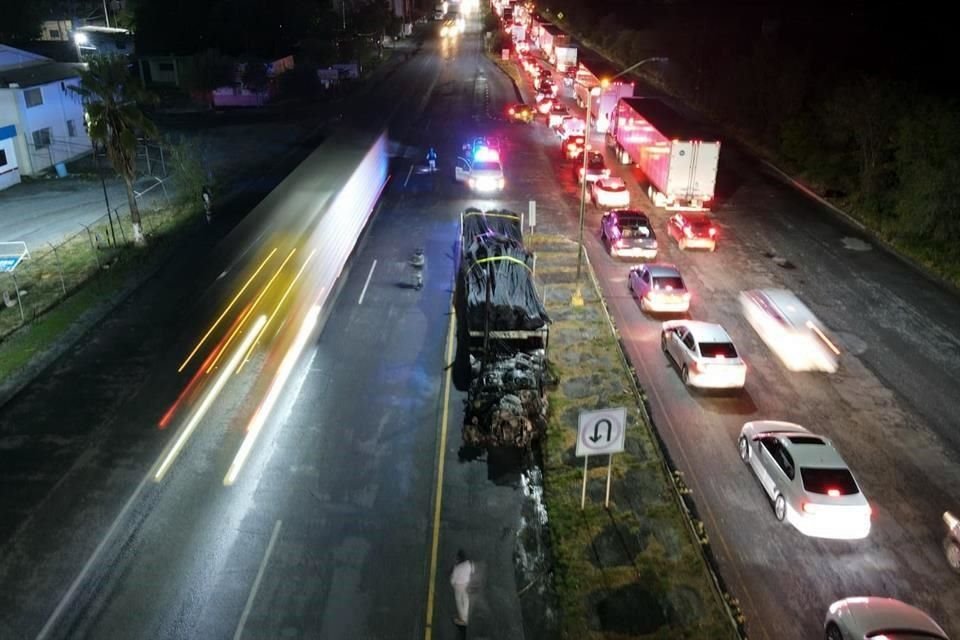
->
455;145;505;193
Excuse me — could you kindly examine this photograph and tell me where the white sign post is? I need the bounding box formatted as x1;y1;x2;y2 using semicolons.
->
528;199;536;231
576;407;627;509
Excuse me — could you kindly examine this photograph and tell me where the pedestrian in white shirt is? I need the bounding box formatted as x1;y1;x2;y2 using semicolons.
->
450;549;474;627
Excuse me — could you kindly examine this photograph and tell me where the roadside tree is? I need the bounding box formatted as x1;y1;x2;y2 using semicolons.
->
70;55;158;246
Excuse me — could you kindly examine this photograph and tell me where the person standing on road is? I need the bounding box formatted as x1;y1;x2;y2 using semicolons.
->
202;185;213;223
426;147;438;172
450;549;474;627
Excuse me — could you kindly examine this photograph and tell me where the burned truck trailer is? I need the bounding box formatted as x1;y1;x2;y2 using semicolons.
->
456;208;550;448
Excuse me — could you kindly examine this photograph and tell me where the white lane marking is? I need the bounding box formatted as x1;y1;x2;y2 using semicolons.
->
233;519;283;640
36;315;267;639
358;259;378;305
217;270;229;281
36;472;152;639
404;165;414;188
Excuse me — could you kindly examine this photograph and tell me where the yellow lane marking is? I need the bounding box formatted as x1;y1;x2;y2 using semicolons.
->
424;305;457;639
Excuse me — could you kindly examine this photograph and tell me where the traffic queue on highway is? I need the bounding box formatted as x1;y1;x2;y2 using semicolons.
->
493;0;955;637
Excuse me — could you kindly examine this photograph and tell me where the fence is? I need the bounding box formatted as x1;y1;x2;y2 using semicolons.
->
0;196;192;342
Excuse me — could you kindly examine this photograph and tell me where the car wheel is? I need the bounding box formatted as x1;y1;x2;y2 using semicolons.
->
825;622;844;640
710;243;717;253
639;295;647;312
679;238;687;250
660;332;668;353
945;540;960;573
627;278;633;293
738;436;750;462
774;495;787;522
680;365;690;385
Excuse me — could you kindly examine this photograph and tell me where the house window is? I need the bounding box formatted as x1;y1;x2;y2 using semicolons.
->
24;88;43;108
32;128;52;149
158;62;174;72
49;29;61;39
67;120;77;137
0;149;7;167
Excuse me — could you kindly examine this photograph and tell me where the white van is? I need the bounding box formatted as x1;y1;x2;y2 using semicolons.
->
739;289;840;373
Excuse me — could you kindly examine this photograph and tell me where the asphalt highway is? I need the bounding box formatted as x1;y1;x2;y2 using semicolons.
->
512;48;960;639
0;17;528;640
3;12;959;640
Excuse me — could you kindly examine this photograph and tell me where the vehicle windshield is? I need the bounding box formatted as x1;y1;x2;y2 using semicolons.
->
587;156;605;170
601;182;625;192
473;161;501;172
800;468;860;495
653;276;684;290
699;342;738;358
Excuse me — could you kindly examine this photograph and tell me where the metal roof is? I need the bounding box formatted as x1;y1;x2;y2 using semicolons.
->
0;62;83;89
619;97;718;141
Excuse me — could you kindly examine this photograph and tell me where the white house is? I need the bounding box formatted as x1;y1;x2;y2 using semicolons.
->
0;45;91;184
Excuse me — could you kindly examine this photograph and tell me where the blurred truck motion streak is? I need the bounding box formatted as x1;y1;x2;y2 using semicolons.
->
161;128;389;474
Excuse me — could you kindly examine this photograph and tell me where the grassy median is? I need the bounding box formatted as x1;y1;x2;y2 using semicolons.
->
530;235;740;639
0;204;197;384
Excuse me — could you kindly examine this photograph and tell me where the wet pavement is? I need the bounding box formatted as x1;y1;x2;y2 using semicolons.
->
0;20;539;640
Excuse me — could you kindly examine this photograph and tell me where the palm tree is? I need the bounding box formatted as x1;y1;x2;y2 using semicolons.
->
71;55;158;246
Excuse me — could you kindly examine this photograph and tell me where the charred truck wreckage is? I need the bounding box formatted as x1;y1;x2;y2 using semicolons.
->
456;208;550;449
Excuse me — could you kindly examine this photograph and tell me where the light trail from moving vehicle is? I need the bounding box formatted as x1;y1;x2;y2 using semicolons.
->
153;315;268;482
178;248;279;373
224;301;322;486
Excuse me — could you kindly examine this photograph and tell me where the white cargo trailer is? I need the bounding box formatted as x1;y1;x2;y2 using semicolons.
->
609;97;720;210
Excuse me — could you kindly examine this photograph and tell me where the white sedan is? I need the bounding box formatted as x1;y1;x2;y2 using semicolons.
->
738;421;872;540
660;321;746;390
825;597;948;640
740;289;840;373
591;177;630;208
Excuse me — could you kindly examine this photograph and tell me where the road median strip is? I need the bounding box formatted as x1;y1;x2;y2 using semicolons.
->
530;234;743;639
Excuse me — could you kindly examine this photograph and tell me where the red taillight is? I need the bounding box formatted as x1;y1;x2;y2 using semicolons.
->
508;108;515;115
708;227;717;237
827;489;840;497
567;143;576;150
802;502;816;514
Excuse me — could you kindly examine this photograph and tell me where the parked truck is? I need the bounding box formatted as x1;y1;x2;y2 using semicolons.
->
553;45;577;73
609;97;720;211
575;78;634;134
456;208;549;449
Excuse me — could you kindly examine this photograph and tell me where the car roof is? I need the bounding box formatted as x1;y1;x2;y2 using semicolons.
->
781;435;846;469
597;177;625;187
742;289;818;325
643;263;682;278
683;321;733;344
834;598;948;638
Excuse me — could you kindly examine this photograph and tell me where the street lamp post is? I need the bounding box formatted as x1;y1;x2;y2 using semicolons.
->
571;56;669;307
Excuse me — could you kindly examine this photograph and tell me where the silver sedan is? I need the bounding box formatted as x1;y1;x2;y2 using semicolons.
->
660;321;746;389
738;421;871;540
628;264;690;314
